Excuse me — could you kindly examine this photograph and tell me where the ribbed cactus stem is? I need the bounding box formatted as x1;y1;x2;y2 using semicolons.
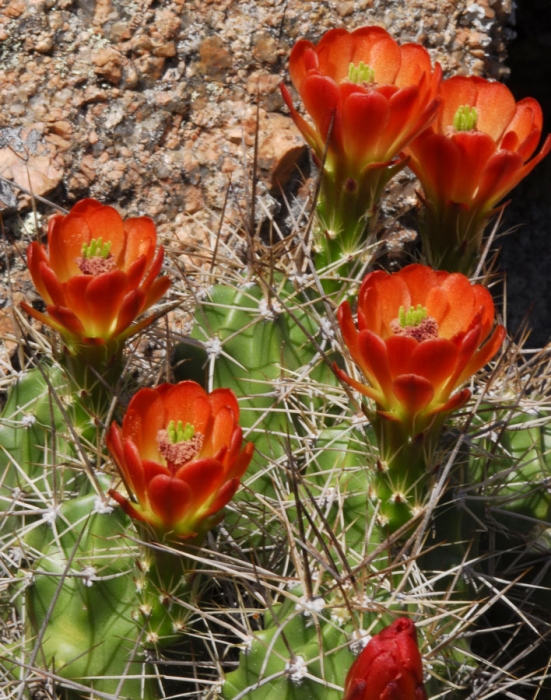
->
133;540;199;645
62;346;125;414
15;490;158;699
371;414;443;533
313;158;407;288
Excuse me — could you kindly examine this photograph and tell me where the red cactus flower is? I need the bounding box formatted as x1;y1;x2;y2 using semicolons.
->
23;198;171;359
406;76;551;272
283;26;441;173
281;26;441;256
344;618;428;700
106;381;254;540
336;264;505;434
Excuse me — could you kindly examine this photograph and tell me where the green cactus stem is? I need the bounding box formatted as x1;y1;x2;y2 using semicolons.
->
223;588;356;700
10;489;156;699
469;406;551;537
173;277;339;491
9;484;204;699
0;363;100;511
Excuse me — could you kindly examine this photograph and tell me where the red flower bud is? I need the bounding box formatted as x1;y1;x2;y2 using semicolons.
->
344;618;428;700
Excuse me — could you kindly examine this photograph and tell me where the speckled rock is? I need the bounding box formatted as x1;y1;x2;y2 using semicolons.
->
0;0;514;224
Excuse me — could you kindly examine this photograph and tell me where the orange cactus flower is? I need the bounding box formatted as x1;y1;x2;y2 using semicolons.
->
281;26;441;259
337;264;505;434
406;76;551;272
106;381;254;541
23;198;171;360
344;618;427;700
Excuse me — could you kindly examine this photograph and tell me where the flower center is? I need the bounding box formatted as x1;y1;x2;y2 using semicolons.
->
390;305;439;342
347;61;375;85
453;105;478;131
76;237;117;275
156;421;204;471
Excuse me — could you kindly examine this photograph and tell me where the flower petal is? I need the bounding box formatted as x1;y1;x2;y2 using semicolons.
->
394;264;439;307
281;83;324;153
85;203;126;260
148;474;192;528
27;243;52;302
473;79;517;142
410;338;459;396
300;73;342;152
122;438;147;503
161;382;212;434
429;387;471;416
395;43;433;88
359;271;410;335
113;290;146;337
393;374;435;417
384;85;423;154
437;273;478;338
226;439;255;480
124;255;149;293
208;387;240;420
46;305;86;337
47;199;103;280
20;301;64;334
289;40;319;92
174;458;224;510
38;262;66;307
341;90;390;164
456;324;506;386
105;423;125;473
118;216;156;271
385;335;417;378
83;270;127;338
203;407;238;458
450;131;498;204
334;365;384;403
205;478;240;517
501;97;544;161
357;330;394;400
123;388;166;459
108;489;148;523
143;274;172;310
408;132;462;204
338;301;363;366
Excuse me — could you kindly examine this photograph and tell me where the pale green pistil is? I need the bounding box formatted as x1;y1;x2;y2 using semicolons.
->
157;421;204;470
167;420;195;444
348;61;375;85
81;237;112;259
453;105;478;131
390;305;439;342
398;305;427;328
